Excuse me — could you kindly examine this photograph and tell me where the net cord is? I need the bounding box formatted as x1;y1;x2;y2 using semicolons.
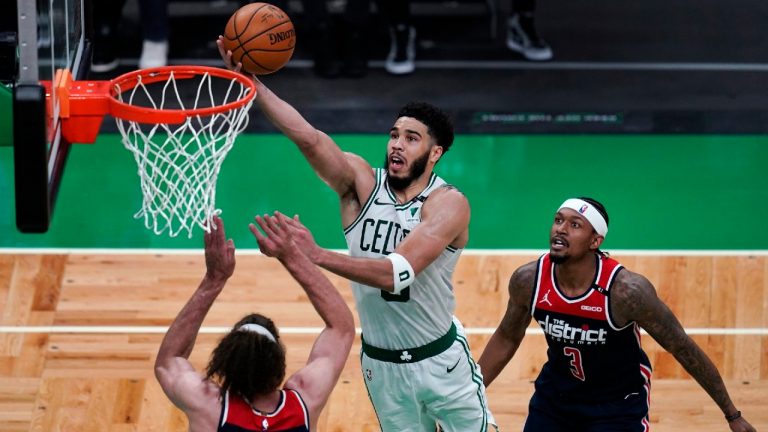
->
114;71;253;238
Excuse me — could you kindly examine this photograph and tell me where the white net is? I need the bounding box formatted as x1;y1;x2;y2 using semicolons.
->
114;70;254;238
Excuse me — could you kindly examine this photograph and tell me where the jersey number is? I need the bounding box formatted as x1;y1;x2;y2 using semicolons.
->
381;287;410;302
564;347;586;381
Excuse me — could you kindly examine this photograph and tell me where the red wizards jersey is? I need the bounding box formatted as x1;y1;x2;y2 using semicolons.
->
218;389;310;432
531;253;652;402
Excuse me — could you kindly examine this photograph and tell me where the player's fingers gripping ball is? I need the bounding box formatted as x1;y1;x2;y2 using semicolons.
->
221;2;296;75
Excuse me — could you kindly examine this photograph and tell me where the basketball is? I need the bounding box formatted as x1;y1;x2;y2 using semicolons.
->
221;3;295;75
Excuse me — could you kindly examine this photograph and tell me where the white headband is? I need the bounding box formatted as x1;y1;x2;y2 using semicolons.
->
238;323;276;343
558;199;608;237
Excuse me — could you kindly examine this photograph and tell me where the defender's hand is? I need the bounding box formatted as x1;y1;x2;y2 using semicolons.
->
203;215;235;283
281;214;322;263
250;212;299;259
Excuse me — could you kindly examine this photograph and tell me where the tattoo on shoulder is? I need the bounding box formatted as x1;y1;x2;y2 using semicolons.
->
612;271;657;323
437;184;464;196
509;262;537;303
418;185;463;204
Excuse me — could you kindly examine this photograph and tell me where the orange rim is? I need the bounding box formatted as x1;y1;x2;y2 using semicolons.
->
109;65;256;124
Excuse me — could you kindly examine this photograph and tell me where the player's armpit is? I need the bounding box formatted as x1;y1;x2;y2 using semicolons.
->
344;153;377;205
155;358;215;412
283;328;352;421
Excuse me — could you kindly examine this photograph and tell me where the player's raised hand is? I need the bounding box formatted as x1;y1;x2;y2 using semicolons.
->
250;212;297;259
216;36;243;73
203;215;235;283
280;214;321;263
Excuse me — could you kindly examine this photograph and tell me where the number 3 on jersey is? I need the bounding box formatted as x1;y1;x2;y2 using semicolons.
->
564;347;586;381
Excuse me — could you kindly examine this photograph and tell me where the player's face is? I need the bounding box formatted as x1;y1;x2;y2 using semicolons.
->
384;117;442;190
550;209;602;264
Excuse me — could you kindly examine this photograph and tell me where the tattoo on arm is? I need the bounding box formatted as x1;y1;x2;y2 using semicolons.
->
433;184;464;198
502;263;536;337
613;272;735;413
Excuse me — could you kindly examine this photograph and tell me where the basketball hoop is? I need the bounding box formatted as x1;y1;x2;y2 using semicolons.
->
58;65;256;238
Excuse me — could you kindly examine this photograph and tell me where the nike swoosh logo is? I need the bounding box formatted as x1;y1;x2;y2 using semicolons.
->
447;357;461;373
373;198;396;206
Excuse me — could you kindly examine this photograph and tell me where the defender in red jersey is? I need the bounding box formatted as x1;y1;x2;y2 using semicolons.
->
478;197;755;432
154;214;354;432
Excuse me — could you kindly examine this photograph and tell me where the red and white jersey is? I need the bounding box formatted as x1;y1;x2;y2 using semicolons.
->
218;389;310;432
530;253;652;402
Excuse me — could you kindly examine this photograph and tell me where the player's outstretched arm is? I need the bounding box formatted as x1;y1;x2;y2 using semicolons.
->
250;212;355;426
478;262;536;387
216;36;366;198
611;271;756;432
283;186;469;291
154;216;235;413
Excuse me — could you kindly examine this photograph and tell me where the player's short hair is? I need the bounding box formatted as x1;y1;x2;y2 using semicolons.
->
397;102;454;153
206;313;286;399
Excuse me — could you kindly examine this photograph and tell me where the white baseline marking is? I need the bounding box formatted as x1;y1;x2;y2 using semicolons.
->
1;251;764;335
0;326;765;336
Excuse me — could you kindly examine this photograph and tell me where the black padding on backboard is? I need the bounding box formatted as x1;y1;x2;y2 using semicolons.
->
13;84;50;233
0;32;15;83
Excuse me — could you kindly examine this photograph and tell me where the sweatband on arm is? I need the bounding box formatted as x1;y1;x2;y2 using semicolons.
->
387;253;415;294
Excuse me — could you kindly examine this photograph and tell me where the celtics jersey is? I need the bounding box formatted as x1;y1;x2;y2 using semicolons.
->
344;168;462;350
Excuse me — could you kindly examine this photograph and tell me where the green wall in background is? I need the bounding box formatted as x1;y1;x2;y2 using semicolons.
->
1;134;766;250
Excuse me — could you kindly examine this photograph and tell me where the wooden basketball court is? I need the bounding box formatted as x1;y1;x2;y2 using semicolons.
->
1;252;766;431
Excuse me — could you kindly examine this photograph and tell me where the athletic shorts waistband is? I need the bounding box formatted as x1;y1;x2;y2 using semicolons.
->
361;323;457;363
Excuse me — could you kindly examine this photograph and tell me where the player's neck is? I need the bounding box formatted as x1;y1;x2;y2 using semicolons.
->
554;253;597;295
391;171;433;203
248;390;282;414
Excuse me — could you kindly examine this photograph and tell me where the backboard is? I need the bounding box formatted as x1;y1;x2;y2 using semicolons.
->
13;0;91;232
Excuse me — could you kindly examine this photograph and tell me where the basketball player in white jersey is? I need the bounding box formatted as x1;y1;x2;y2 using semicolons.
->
154;215;354;432
217;41;495;432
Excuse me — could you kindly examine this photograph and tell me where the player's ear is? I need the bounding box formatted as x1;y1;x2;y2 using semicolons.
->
430;144;444;163
590;233;604;251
